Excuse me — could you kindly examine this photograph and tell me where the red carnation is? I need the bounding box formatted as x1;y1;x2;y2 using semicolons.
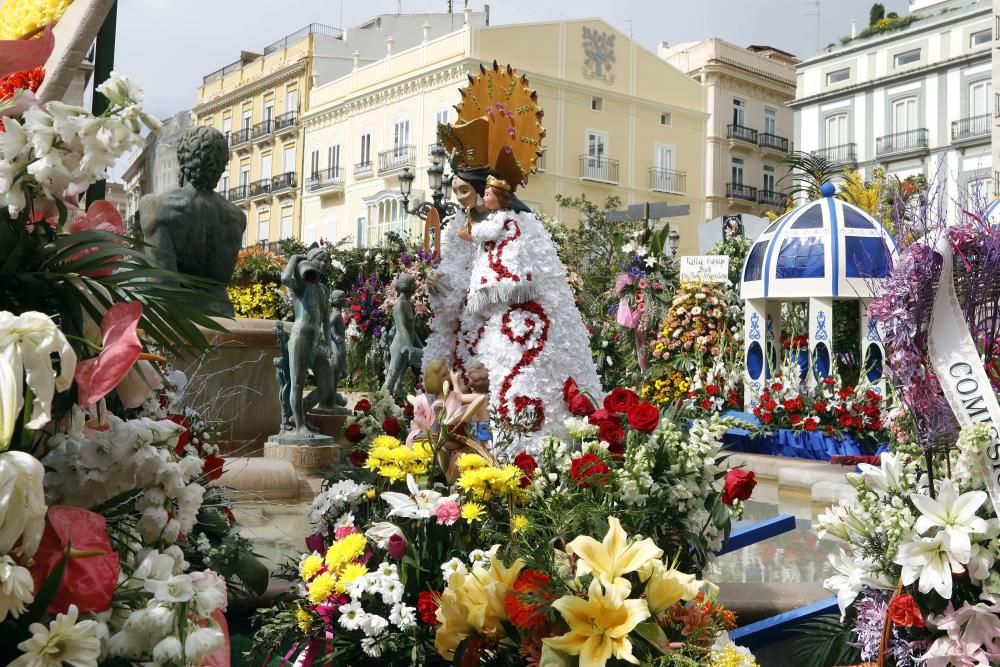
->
503;569;552;629
626;401;660;434
513;452;538;488
598;421;624;449
603;387;639;413
345;423;364;443
813;400;827;413
418;591;440;625
699;398;714;412
887;594;925;628
722;469;757;505
705;384;720;397
382;416;400;436
568;392;596;417
782;399;799;412
789;414;803;426
571;454;610;488
770;382;783;392
354;398;372;413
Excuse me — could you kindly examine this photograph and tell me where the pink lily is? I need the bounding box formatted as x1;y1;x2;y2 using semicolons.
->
613;272;634;296
405;393;435;445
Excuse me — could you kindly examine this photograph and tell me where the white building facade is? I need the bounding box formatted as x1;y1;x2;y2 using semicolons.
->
792;0;993;216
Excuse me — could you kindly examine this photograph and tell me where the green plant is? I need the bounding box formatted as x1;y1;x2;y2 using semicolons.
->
780;151;840;201
869;2;885;27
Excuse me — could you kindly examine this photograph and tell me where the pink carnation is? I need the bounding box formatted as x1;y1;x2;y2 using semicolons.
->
435;500;460;526
334;525;357;540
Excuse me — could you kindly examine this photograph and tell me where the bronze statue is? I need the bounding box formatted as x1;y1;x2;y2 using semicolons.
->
273;321;294;432
382;273;424;394
328;289;348;409
138;126;246;316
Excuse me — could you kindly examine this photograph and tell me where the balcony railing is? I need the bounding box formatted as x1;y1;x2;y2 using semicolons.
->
229;127;252;147
248;177;272;199
274;111;298;132
378;145;416;174
428;142;443;155
228;184;248;201
758;189;786;207
726;182;757;202
307;166;345;191
649;167;686;193
255;240;285;255
354;161;373;177
758;132;789;152
252;120;273;140
815;143;857;165
952;114;990;142
272;171;297;192
727;124;758;144
579;155;620;183
876;128;928;157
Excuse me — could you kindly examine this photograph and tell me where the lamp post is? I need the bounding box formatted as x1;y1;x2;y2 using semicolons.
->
668;227;680;258
398;144;460;228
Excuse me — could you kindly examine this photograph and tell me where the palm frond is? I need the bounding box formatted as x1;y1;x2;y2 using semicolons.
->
787;613;862;667
780;151;841;201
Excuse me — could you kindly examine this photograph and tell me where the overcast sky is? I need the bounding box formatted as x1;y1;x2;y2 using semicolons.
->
109;0;910;177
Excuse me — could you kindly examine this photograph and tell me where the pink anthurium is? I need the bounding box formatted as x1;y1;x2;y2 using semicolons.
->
75;302;162;408
0;25;54;80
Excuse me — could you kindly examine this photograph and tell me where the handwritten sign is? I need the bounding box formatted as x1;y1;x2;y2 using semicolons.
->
679;255;729;283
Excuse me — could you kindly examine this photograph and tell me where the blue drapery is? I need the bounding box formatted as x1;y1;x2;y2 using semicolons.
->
722;412;870;460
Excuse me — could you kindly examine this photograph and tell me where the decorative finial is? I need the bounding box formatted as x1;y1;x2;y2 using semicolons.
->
820;182;836;198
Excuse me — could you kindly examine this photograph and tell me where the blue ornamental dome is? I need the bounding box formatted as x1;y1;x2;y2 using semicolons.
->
739;188;897;300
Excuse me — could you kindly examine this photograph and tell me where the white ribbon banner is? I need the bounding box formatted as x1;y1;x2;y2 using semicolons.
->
927;235;1000;515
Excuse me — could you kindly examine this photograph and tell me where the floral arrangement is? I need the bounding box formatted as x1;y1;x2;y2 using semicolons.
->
251;372;758;666
340;392;409;455
226;244;291;320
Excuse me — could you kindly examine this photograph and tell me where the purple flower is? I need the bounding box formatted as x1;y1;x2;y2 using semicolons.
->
304;532;325;553
400;253;412;266
387;533;407;559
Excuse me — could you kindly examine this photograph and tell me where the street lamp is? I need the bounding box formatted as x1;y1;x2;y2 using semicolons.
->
668;227;680;258
398;144;460;228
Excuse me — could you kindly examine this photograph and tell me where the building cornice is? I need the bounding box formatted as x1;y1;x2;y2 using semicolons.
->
789;50;989;109
702;57;796;91
194;59;307;117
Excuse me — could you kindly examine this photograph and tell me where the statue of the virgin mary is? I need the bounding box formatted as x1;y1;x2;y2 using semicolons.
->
423;63;602;454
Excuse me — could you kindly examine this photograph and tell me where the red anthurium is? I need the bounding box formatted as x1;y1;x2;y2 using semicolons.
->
75;302;163;408
28;506;119;615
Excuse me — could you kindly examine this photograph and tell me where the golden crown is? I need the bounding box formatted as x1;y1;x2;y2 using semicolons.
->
485;175;510;191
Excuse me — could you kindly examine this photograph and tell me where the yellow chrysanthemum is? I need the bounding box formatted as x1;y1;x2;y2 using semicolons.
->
299;553;324;582
371;434;402;450
324;533;367;569
307;572;337;604
296;607;313;633
455;453;488;472
365;488;377;500
512;514;529;533
460;502;485;524
456;463;521;501
710;644;759;667
335;563;368;593
366;434;433;479
0;0;73;40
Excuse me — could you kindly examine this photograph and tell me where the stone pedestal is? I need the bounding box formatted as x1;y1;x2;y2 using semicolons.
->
215;457;301;501
265;432;341;474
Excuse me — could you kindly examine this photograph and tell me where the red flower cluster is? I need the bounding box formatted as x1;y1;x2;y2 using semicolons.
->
750;372;885;438
167;414;225;481
503;569;553;629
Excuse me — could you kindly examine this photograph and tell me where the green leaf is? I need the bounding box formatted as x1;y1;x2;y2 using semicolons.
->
235;550;270;597
21;545;70;625
635;621;670;655
538;644;574;667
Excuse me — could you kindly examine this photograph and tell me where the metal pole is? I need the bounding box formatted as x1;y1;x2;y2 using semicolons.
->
85;0;118;207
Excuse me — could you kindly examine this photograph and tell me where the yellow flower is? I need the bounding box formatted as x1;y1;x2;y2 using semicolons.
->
461;502;485;524
366;435;433;479
335;563;368;593
544;578;650;667
307;572;337;604
639;559;701;614
371;434;401;450
456;453;489;472
365;488;377;500
296;607;313;633
324;533;367;569
567;517;663;588
710;640;760;667
0;0;73;40
299;553;324;582
512;514;530;533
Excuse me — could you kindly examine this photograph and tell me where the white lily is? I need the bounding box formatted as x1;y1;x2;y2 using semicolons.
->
380;475;454;520
365;522;404;549
895;532;964;599
0;311;77;450
0;451;47;558
824;549;874;616
910;478;988;562
851;451;906;495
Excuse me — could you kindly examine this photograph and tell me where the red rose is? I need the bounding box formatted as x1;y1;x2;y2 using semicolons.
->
782;399;799;412
598;421;624;448
588;408;619;427
813;400;827;413
570;453;610;488
607;440;625;459
722;468;757;505
626;401;660;434
418;591;440;625
403;403;414;417
354;398;372;413
29;506;120;614
349;448;368;467
513;452;538;488
887;594;925;628
568;392;596;417
382;416;400;436
503;569;552;629
603;387;639;413
202;455;225;481
563;377;581;404
345;423;364;443
169;415;192;456
788;414;803;426
699;398;714;411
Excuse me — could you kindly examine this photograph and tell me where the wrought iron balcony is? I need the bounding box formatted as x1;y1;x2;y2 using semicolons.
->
815;143;857;165
428;142;443;155
649;167;686;193
248;177;272;199
758;132;789;152
227;184;248;201
951;114;990;143
252;120;273;140
274;111;298;133
378;145;416;174
758;189;786;207
256;240;284;255
727;124;758;145
271;171;297;193
354;161;373;178
579;155;620;183
229;127;252;148
307;166;345;192
876;128;928;157
726;182;757;202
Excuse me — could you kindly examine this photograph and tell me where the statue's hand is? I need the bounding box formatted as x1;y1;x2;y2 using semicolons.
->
427;271;446;295
467;362;489;394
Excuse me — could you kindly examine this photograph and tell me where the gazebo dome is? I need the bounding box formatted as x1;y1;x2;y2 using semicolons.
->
740;185;897;300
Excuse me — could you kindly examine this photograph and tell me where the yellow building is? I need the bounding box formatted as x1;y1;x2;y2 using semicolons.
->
300;11;707;256
193;14;488;247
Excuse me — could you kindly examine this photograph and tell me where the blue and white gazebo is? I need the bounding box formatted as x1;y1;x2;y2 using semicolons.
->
739;183;898;407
